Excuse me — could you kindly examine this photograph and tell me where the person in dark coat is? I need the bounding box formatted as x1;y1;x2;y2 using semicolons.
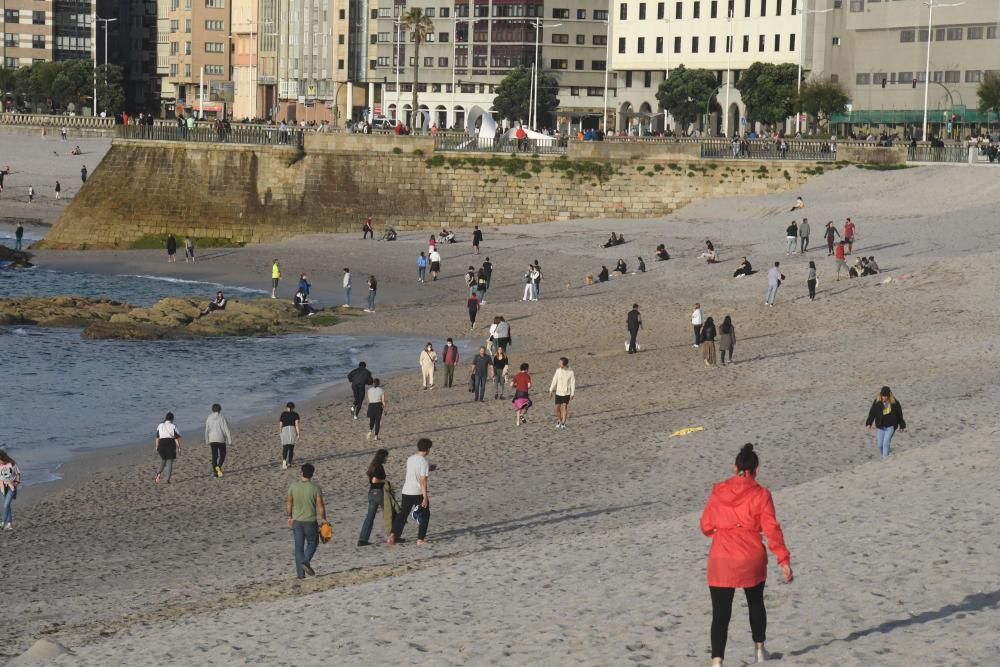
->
865;386;906;461
626;303;642;354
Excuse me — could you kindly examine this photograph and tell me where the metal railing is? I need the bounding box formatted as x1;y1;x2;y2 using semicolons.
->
117;123;305;148
906;144;969;163
433;133;567;154
700;139;838;161
0;113;116;128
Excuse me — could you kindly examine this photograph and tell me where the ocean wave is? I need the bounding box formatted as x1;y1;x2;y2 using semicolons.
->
117;274;269;295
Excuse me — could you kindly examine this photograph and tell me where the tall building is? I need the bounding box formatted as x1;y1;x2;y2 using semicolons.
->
157;0;231;118
3;4;55;71
97;0;160;112
370;0;611;132
230;0;258;119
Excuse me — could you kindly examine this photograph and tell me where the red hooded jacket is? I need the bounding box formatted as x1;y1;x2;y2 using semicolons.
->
700;475;790;588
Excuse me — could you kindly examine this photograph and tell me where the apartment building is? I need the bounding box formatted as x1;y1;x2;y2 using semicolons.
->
230;0;257;118
370;0;611;132
822;1;1000;134
96;0;160;112
2;4;54;71
157;0;230;118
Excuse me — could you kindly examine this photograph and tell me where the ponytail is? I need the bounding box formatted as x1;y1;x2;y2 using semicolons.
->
735;443;759;475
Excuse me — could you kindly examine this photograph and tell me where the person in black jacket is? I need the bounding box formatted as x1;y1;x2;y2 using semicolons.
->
865;386;906;461
626;303;642;354
700;317;717;367
597;265;610;282
348;362;374;420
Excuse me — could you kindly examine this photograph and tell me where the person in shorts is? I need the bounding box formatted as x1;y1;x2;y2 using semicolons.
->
548;357;576;429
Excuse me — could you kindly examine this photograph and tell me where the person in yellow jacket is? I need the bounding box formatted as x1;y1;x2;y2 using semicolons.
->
271;259;281;298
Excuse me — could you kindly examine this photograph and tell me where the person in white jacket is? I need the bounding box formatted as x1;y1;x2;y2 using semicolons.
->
342;268;352;307
548;357;576;429
205;403;233;478
691;303;705;348
419;342;438;390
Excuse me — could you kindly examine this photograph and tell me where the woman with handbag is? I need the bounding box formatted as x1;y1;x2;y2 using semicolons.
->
358;449;389;546
0;450;22;530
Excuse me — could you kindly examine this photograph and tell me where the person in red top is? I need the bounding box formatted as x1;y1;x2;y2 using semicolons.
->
834;240;848;281
510;363;532;425
701;444;792;666
843;218;856;255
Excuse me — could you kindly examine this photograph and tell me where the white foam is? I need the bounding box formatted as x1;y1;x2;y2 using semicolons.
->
118;274;269;295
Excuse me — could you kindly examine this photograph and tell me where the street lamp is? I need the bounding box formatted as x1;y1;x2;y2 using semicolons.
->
529;19;561;131
794;3;834;134
921;0;965;141
602;0;612;132
393;18;403;122
95;16;117;117
724;10;734;136
451;16;470;129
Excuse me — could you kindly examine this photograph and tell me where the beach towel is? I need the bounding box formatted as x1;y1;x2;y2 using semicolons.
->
669;426;705;438
383;482;401;537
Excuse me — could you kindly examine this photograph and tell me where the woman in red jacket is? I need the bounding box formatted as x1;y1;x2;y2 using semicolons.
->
700;444;792;665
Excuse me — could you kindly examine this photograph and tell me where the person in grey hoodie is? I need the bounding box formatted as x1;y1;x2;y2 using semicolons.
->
205;403;233;478
798;218;811;253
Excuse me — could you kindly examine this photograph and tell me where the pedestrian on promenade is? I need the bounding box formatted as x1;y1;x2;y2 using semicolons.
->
701;317;718;366
765;262;784;306
358;448;389;546
80;165;87;183
14;223;23;251
467;292;480;331
348;361;373;419
834;241;849;281
701;443;793;666
417;252;428;283
548;357;576;429
54;181;61;200
531;260;542;299
0;451;23;531
154;412;181;484
184;236;195;263
692;303;705;347
844;218;857;254
286;462;327;578
204;403;232;478
472;225;483;255
799;218;810;253
271;259;281;298
343;267;352;307
865;386;906;461
785;221;798;255
476;268;489;304
482;257;493;288
166;234;177;263
363;214;374;239
279;402;300;469
490;316;511;352
471;346;491;402
429;249;442;281
626;303;643;354
420;342;438;390
387;438;433;546
442;338;460;388
511;363;532;426
522;265;536;301
366;275;377;312
366;379;387;441
718;316;736;365
492;347;509;399
27;185;33;202
824;221;839;256
807;261;818;301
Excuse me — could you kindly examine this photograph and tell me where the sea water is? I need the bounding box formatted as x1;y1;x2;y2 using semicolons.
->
0;267;437;485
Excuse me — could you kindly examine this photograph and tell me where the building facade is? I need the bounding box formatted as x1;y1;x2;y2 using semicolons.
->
2;3;55;72
230;0;258;119
157;0;231;118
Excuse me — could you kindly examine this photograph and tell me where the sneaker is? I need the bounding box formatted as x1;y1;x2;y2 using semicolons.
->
357;541;371;546
216;466;223;478
3;523;12;531
373;435;379;441
281;460;288;470
366;431;372;440
756;646;770;663
302;562;316;577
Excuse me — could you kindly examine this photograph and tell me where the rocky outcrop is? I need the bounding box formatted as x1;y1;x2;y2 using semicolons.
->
0;296;336;339
0;246;34;268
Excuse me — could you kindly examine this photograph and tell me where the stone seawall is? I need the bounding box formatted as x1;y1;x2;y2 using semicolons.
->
40;135;826;249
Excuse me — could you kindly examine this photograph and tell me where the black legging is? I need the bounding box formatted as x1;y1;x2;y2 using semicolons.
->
807;279;817;300
367;403;383;436
710;582;766;660
351;385;366;416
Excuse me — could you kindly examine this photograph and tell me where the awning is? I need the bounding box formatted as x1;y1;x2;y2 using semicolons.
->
831;109;1000;124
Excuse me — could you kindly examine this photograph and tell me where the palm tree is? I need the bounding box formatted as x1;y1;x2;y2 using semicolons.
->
400;7;434;129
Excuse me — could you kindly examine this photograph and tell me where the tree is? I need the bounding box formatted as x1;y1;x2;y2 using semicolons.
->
493;65;560;128
655;65;719;132
400;7;434;129
96;64;126;115
736;62;799;128
796;78;850;130
977;72;1000;124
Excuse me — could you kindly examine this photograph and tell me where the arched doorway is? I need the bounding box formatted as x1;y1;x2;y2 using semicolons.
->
453;105;465;130
435;105;447;128
618;102;633;133
728;103;740;137
387;104;397;121
639;102;653;135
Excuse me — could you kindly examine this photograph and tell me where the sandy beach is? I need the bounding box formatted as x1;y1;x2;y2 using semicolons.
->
3;162;1000;665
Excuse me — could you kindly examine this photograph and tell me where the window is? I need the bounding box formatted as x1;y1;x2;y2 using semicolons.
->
791;0;797;14
440;7;450;17
577;8;587;18
711;0;718;16
946;27;962;40
694;0;700;17
4;9;19;22
594;9;609;19
592;60;606;70
640;70;649;87
760;0;766;15
376;56;390;66
656;36;663;52
205;20;224;30
205;64;224;75
437;56;448;66
789;33;795;51
424;7;435;17
965;70;982;83
205;0;224;7
934;28;945;41
552;33;569;43
774;33;780;50
917;29;929;42
424;33;436;42
424;56;434;66
587;87;603;96
744;0;750;16
856;73;870;85
185;64;192;76
873;72;886;85
553;8;569;18
658;2;665;18
638;37;645;52
674;35;681;52
205;42;224;52
593;35;607;45
967;27;983;40
726;35;732;52
988;26;998;39
32;35;45;48
639;2;647;18
625;71;633;87
377;7;392;17
576;34;585;44
944;70;959;83
831;36;841;45
618;36;626;53
742;34;749;52
551;58;568;69
691;36;699;52
185;18;191;32
170;41;178;55
169;64;178;76
675;2;683;18
849;0;863;11
338;59;345;69
897;71;912;83
758;34;764;51
440;31;450;42
619;3;627;19
776;0;781;14
339;8;346;18
575;59;584;69
570;86;580;96
709;35;716;52
378;32;391;42
170;19;178;33
32;11;45;25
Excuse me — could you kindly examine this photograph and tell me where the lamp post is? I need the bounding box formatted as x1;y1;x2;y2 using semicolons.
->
95;17;117;116
795;3;833;134
529;19;561;131
602;0;612;132
393;19;402;122
725;9;733;136
451;16;469;129
921;0;964;141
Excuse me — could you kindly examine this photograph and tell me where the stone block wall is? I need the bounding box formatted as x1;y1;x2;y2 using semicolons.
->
40;139;821;249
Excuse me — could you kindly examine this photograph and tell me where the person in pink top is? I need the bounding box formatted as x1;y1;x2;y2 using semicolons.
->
701;444;793;666
843;218;856;255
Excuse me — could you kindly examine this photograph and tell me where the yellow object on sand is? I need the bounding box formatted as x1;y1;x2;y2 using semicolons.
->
669;426;705;438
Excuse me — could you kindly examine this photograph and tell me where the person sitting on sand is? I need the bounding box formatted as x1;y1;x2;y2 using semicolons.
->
603;232;618;249
733;257;754;278
700;240;719;263
597;265;610;282
637;257;646;273
866;256;880;274
294;289;316;316
71;146;82;155
614;258;628;275
655;244;670;261
440;228;456;243
790;196;804;212
202;291;227;315
615;233;626;246
378;228;397;241
849;257;865;279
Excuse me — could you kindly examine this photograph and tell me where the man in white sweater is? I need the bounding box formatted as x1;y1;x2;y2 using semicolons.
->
548;357;577;429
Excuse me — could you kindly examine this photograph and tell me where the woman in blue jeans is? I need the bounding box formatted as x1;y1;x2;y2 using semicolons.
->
865;386;906;461
358;449;389;546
